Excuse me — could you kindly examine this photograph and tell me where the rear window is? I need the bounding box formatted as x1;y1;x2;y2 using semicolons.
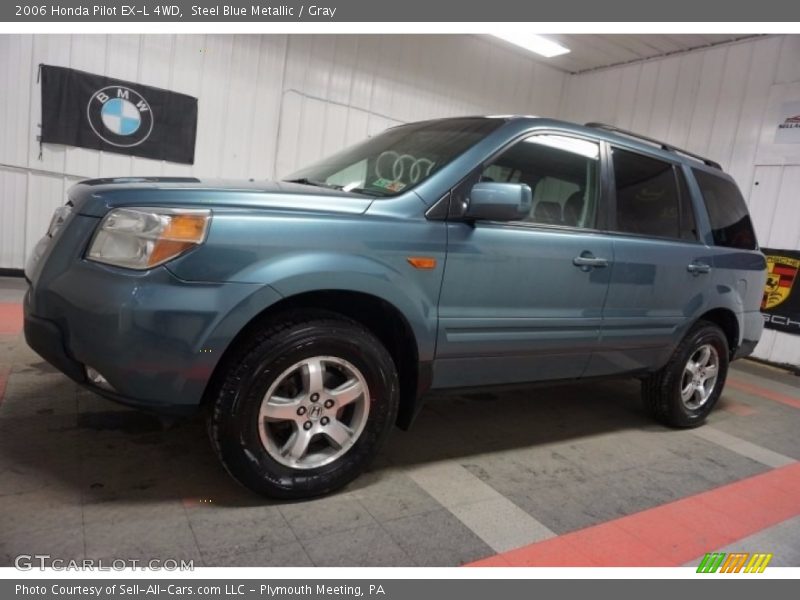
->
692;169;757;250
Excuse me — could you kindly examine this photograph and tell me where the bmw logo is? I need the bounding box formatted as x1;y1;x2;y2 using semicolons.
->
87;85;153;147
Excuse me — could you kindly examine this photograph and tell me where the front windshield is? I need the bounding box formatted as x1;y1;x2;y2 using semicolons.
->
284;118;503;197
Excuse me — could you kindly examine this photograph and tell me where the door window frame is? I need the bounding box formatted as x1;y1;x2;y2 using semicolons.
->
447;129;609;235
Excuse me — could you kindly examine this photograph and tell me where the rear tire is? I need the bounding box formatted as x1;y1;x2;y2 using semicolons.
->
208;310;399;499
642;320;729;428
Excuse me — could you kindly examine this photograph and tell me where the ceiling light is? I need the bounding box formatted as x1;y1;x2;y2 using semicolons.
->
491;33;570;58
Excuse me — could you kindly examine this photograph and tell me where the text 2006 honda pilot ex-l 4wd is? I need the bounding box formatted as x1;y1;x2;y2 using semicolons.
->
24;116;767;498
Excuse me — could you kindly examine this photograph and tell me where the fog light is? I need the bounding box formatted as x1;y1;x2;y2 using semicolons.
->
86;366;114;391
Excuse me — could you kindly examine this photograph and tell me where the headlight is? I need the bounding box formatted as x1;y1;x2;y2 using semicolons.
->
87;207;211;270
47;204;73;238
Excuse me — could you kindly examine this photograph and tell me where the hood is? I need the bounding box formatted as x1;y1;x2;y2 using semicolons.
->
68;177;375;217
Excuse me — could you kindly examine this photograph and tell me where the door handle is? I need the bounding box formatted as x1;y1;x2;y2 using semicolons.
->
573;253;609;270
687;262;711;275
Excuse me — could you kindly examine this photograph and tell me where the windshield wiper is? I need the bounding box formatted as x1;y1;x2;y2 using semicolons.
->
284;178;387;198
283;177;342;190
347;187;388;197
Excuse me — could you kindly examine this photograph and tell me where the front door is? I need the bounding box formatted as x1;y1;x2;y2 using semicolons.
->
434;133;613;389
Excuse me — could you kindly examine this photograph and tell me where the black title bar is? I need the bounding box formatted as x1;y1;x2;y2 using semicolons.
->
4;0;800;22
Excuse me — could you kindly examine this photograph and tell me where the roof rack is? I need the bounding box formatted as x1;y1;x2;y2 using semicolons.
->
585;122;722;170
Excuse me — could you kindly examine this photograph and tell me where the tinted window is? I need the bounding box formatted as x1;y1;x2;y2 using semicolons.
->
612;148;681;239
481;135;600;228
693;169;757;250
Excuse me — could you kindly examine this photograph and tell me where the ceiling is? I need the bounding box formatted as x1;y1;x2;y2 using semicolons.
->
490;34;762;74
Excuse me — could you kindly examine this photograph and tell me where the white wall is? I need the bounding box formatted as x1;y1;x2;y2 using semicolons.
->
560;35;800;366
0;33;566;269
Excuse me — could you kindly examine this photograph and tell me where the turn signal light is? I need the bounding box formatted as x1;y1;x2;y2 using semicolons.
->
407;257;437;270
149;214;210;266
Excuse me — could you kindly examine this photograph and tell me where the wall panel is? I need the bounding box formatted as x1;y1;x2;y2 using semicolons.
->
0;168;27;269
0;35;33;169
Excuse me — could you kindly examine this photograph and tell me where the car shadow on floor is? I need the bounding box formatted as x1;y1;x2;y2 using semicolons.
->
0;369;665;508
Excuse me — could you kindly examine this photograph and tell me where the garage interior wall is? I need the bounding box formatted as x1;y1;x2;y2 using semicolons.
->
560;34;800;366
0;33;566;271
1;34;799;366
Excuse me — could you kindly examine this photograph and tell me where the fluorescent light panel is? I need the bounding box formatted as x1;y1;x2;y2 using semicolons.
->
491;33;570;58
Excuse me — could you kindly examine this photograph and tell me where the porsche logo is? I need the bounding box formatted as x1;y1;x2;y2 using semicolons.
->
762;255;800;310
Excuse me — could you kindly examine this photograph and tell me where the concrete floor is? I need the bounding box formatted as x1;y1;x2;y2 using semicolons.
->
1;275;799;567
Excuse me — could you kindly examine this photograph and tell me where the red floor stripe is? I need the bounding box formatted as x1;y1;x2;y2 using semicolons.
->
467;462;800;567
0;303;23;335
727;377;800;410
718;398;757;416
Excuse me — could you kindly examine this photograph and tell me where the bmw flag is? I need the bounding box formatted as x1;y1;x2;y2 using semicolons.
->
39;64;198;164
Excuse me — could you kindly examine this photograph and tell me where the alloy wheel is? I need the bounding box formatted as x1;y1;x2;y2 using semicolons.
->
257;356;370;469
680;343;720;410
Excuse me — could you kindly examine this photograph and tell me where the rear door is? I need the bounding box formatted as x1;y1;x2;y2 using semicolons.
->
587;147;717;376
434;133;614;388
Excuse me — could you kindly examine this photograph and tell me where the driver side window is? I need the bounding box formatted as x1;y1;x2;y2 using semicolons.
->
481;134;600;229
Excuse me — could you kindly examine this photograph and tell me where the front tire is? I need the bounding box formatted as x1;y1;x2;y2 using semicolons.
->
642;320;729;428
209;311;399;499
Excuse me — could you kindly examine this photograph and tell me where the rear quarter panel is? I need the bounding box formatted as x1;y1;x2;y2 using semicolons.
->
710;248;768;346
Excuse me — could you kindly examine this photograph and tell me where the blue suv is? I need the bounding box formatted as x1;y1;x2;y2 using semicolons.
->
24;117;767;497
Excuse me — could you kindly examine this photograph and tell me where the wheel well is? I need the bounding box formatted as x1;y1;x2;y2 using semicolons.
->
698;308;739;357
202;290;423;428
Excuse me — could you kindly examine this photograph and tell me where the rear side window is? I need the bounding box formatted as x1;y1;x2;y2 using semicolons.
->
611;148;681;239
692;169;757;250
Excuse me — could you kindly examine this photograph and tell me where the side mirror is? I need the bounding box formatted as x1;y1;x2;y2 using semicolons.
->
464;182;532;221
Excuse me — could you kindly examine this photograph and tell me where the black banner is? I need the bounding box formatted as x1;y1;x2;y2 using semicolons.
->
761;247;800;335
5;0;800;21
2;580;796;600
40;64;197;164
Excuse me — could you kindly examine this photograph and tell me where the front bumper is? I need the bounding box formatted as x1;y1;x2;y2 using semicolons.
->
24;309;85;383
24;259;282;415
24;301;195;415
